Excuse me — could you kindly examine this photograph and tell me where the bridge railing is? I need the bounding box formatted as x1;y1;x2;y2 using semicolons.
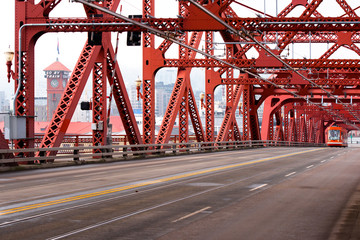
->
0;140;325;165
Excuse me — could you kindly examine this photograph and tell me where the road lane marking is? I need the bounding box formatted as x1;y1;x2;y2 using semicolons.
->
250;184;268;192
285;172;296;177
0;148;323;216
172;206;211;223
306;165;314;169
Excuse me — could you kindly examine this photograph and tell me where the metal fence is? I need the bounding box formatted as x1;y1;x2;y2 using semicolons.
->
0;140;325;165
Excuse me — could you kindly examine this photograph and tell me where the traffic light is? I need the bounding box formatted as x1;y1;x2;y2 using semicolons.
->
127;15;142;46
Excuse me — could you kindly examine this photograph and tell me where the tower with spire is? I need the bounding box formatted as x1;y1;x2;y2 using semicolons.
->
44;60;71;121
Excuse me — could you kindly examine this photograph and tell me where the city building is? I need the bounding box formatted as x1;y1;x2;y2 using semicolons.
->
34;97;47;122
0;91;10;122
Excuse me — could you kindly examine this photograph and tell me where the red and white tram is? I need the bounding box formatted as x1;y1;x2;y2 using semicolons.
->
325;126;348;147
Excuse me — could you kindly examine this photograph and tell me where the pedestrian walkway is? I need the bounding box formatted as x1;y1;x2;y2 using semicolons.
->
329;182;360;240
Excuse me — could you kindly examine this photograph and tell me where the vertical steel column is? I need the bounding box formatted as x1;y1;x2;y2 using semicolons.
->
205;31;215;142
178;14;189;146
142;0;156;144
299;114;307;142
284;104;291;141
92;50;107;154
179;87;189;146
242;85;250;140
318;119;325;143
225;45;234;141
289;109;296;142
274;111;284;141
226;46;234;107
242;85;260;140
14;0;37;156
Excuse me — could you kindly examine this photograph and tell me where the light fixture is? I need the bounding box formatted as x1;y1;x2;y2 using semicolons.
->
135;76;143;101
4;46;15;83
200;92;205;109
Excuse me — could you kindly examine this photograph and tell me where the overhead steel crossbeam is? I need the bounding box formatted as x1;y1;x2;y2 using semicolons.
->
184;0;360;126
25;17;360;46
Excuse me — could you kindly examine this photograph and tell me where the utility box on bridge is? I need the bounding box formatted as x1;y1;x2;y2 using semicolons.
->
4;115;26;140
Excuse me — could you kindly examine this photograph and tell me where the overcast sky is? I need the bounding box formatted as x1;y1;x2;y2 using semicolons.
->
0;0;359;100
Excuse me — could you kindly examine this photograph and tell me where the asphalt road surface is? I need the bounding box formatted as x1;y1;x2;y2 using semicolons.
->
1;146;359;240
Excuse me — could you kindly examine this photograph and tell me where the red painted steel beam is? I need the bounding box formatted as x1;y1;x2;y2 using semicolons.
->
92;49;108;153
105;45;142;146
39;44;101;153
13;0;360;150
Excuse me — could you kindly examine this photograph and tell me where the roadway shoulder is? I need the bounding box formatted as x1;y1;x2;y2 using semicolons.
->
329;182;360;240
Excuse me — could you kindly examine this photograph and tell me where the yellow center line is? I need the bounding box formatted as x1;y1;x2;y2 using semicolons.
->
0;148;323;216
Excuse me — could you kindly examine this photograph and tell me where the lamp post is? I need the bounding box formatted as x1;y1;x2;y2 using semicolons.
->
135;76;143;101
200;92;205;109
238;102;243;115
4;47;15;83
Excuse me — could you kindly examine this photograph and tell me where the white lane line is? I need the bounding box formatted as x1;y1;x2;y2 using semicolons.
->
285;172;296;177
249;184;268;192
306;165;314;169
172;206;211;223
321;160;326;163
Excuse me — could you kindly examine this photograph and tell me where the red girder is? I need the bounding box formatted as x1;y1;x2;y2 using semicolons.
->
179;87;189;146
228;17;360;32
216;45;243;142
157;30;204;145
221;77;360;86
336;0;358;17
242;85;261;140
142;0;156;145
37;16;360;40
265;32;360;44
39;0;62;17
39;43;100;151
10;0;360;156
92;58;107;152
39;1;142;154
216;84;243;142
188;84;205;143
274;0;324;53
105;49;142;146
156;75;187;144
164;58;360;71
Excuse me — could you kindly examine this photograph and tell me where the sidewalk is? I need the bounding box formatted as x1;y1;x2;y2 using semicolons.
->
329;182;360;240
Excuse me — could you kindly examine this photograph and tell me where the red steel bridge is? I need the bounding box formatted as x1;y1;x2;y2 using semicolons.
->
2;0;360;162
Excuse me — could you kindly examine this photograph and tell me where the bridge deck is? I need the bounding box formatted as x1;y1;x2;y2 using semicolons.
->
0;147;359;239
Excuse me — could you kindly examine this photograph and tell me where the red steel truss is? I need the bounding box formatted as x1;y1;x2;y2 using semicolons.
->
7;0;360;162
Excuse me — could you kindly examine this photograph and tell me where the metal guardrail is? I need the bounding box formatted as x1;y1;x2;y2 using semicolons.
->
0;140;326;165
